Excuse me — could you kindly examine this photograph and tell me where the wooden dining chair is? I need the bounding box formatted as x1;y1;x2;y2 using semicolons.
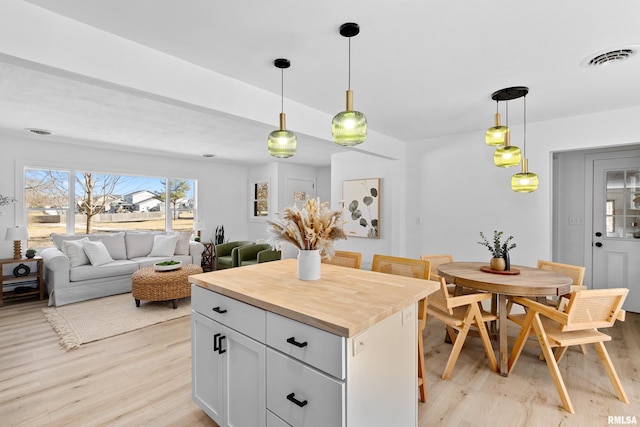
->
426;277;498;379
371;254;431;402
321;250;362;269
419;254;453;281
507;288;629;414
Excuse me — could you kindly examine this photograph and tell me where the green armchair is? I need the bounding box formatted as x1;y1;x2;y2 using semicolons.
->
237;243;281;267
214;240;253;269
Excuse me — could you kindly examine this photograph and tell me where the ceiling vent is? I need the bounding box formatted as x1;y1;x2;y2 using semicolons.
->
25;128;54;136
582;46;638;67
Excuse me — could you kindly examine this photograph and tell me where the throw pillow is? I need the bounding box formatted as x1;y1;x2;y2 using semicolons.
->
125;232;155;258
172;231;192;255
83;240;114;266
148;234;179;257
90;232;126;260
62;238;90;268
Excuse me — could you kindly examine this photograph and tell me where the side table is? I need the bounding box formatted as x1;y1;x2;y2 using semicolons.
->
201;242;214;272
1;256;44;306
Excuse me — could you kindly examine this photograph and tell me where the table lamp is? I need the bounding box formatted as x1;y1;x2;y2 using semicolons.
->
5;226;29;259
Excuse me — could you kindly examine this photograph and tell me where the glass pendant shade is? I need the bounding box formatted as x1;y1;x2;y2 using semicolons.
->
485;113;509;146
332;90;367;146
268;112;297;158
494;145;521;167
511;159;539;192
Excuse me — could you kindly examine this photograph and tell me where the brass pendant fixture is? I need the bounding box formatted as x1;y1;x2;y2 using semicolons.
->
491;87;525;168
332;22;367;146
267;58;297;158
485;101;509;146
511;93;539;192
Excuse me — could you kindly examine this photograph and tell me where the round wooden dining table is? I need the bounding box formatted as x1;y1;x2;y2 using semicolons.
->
437;261;573;376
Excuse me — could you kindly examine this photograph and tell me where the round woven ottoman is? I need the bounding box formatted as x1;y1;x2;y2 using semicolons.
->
132;264;203;309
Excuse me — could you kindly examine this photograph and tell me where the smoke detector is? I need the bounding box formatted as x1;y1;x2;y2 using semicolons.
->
581;45;639;67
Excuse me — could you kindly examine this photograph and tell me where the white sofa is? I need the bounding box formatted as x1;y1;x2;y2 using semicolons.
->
40;231;204;306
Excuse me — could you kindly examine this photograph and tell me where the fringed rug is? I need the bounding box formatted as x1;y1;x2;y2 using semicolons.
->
42;293;190;350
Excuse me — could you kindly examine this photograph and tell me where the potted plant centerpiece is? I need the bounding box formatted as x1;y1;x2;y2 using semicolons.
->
478;230;516;271
267;197;346;280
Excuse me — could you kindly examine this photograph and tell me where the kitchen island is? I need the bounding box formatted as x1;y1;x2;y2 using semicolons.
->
189;258;438;427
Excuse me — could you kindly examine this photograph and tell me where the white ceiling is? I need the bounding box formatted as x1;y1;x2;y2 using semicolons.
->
2;0;640;166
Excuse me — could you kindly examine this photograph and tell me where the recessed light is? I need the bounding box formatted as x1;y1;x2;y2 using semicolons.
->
25;128;54;136
202;154;216;158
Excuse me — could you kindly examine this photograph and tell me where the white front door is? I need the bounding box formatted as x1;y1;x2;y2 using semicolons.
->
592;156;640;312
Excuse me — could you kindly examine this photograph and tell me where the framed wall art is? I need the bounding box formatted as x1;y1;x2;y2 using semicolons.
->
342;178;380;238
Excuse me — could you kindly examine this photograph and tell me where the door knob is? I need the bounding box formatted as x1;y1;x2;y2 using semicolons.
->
595;242;603;247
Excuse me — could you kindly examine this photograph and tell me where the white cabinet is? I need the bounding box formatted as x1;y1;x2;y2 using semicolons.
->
192;286;266;427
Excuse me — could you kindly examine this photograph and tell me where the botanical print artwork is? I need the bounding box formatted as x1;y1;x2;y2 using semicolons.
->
342;178;380;238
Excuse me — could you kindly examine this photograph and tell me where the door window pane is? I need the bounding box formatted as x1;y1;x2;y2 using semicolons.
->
605;169;640;238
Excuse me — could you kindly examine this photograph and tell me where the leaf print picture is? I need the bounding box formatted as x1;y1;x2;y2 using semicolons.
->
342;178;380;238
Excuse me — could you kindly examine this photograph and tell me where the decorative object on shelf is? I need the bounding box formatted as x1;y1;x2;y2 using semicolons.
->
485;100;509;146
267;58;297;158
5;225;29;259
342;178;380;238
511;91;539;193
154;260;182;271
489;87;525;168
0;194;17;215
13;263;31;277
332;22;367;146
25;248;37;259
214;225;225;245
478;230;516;271
266;197;346;280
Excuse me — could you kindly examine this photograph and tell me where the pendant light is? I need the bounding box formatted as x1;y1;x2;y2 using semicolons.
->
491;87;525;168
332;22;367;146
485;100;509;146
511;93;539;192
267;58;297;158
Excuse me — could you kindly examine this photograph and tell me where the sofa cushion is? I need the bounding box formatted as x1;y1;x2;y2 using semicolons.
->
125;232;155;258
90;232;126;260
148;234;179;257
69;260;139;282
172;231;192;255
62;238;90;268
52;233;86;250
83;240;114;266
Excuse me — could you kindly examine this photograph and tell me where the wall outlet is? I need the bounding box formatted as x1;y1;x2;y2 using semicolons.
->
352;331;369;356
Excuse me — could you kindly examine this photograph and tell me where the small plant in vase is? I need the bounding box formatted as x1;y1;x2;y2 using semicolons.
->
478;230;516;271
25;248;37;259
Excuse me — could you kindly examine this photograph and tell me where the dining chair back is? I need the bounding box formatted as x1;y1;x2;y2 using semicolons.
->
507;288;629;414
420;254;453;281
426;277;498;380
322;250;362;269
371;254;431;402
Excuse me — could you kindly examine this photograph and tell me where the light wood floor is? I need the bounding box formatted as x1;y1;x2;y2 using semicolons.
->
1;298;638;427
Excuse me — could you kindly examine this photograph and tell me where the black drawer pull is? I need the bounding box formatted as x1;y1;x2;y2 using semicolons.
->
213;333;221;352
286;393;308;407
218;335;226;354
287;337;308;348
212;306;228;314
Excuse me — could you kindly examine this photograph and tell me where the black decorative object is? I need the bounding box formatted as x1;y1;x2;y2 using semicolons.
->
215;225;225;245
13;263;31;277
503;251;511;271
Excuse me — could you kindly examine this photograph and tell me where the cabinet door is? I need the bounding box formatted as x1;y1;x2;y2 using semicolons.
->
225;325;266;427
192;311;224;425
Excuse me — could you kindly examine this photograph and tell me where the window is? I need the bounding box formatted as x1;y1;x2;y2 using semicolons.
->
605;169;640;238
24;168;197;249
252;180;269;218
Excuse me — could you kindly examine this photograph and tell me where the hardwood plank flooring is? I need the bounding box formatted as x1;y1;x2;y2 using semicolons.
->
1;299;638;426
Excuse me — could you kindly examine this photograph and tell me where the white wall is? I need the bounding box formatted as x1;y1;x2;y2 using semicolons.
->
0;132;249;258
406;105;640;269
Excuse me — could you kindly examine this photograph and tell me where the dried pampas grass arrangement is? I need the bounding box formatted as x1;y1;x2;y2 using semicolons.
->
267;197;346;257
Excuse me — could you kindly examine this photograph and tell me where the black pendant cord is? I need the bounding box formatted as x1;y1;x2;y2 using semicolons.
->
495;100;499;115
280;68;284;113
505;101;509;128
348;36;351;90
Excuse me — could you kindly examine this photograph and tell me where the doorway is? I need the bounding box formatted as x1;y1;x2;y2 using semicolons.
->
284;178;316;209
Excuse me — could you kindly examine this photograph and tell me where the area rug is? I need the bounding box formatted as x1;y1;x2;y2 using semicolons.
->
42;293;190;350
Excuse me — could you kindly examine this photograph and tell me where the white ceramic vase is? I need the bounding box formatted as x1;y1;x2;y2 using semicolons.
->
297;249;321;281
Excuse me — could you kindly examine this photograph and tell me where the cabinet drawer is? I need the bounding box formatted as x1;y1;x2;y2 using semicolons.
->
267;410;291;427
192;284;265;342
266;312;345;379
266;349;344;427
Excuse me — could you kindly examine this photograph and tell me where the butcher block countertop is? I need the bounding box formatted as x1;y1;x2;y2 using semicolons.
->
189;258;439;338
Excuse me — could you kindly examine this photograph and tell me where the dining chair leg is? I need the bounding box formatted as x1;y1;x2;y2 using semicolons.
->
472;304;498;372
441;308;474;380
508;310;535;373
593;341;629;403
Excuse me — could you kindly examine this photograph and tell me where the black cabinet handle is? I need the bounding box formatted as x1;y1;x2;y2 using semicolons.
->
287;337;308;348
218;335;226;354
213;333;221;352
212;306;228;314
286;393;308;407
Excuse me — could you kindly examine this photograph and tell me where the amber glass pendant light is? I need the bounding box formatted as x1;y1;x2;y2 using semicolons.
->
268;58;297;158
485;101;509;146
332;22;367;146
511;93;539;192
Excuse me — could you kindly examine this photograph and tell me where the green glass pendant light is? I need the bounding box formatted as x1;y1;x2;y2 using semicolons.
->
268;58;297;158
491;87;526;168
511;93;539;192
485;101;509;146
332;22;367;146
